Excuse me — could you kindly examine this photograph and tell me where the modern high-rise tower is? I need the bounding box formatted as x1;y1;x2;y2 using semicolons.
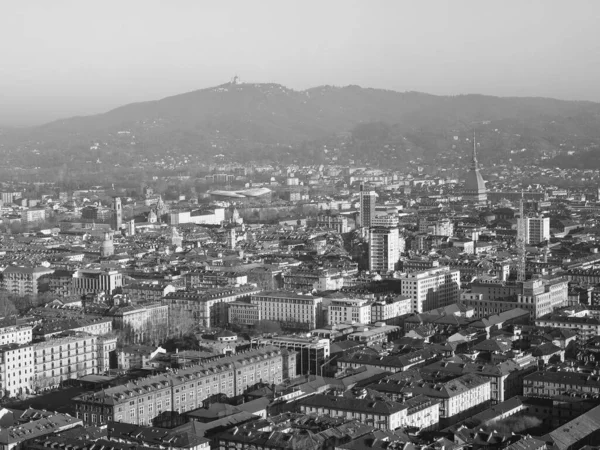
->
112;197;122;231
359;183;376;228
369;227;399;273
463;132;487;205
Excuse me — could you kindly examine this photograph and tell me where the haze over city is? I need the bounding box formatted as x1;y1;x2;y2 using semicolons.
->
2;0;600;126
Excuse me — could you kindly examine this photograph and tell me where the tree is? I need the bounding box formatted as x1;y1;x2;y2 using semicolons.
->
253;320;281;335
0;292;17;318
168;306;197;338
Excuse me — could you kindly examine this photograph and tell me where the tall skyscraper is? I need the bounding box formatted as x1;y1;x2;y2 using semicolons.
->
112;197;122;231
369;227;399;273
359;183;376;228
463;132;487;205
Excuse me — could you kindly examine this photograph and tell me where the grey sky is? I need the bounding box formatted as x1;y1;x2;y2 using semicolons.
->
2;0;600;126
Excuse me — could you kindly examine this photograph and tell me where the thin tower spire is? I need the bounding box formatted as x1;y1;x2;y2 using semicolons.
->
472;130;478;168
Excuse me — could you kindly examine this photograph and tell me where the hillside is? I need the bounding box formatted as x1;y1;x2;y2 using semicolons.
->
2;82;600;170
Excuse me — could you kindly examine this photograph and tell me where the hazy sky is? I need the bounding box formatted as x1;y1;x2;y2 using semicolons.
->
2;0;600;126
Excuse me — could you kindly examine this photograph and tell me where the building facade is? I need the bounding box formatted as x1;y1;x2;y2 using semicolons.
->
359;184;376;228
72;346;289;426
327;298;372;325
369;227;400;273
250;291;323;330
399;267;460;313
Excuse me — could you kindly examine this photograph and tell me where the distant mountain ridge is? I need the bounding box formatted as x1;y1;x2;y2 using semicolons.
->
2;82;600;168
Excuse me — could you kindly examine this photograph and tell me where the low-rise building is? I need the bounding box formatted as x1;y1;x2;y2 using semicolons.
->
371;296;412;325
1;266;54;296
109;303;169;343
164;286;261;329
32;333;98;391
0;324;33;346
122;282;176;304
371;373;491;423
327;298;372;325
227;301;261;326
73;346;290;426
535;314;600;340
523;371;600;398
250;291;324;330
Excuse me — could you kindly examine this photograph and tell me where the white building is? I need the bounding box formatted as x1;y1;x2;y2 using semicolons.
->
372;214;399;228
519;216;550;244
399;267;460;313
250;291;323;330
327;298;372;325
0;324;33;346
371;296;412;324
0;344;34;397
369;227;400;272
169;208;225;226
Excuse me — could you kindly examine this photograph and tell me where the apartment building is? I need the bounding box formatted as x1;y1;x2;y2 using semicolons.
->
97;336;117;373
299;394;406;430
535;315;600;340
371;373;491;421
309;214;350;233
523;371;600;398
0;344;34;397
0;324;33;346
283;267;348;292
347;324;401;346
327;298;372;325
418;218;454;237
250;291;323;330
34;317;113;339
420;359;537;404
464;277;568;319
109;303;169;342
337;349;439;374
399;267;460;313
186;271;248;289
518;216;550;244
72;346;289;426
359;184;376;228
24;208;46;224
32;333;99;390
369;227;400;273
164;285;261;329
227;301;261;326
121;282;176;304
1;266;54;296
299;393;439;431
371;296;412;325
372;214;399;228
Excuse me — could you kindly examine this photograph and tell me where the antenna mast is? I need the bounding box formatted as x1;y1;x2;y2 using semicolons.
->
516;191;526;282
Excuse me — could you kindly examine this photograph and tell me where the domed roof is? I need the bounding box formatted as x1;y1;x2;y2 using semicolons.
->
465;167;486;192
